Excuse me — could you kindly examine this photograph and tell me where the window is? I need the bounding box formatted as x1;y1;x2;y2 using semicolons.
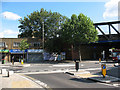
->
31;42;40;47
13;42;20;47
0;42;6;47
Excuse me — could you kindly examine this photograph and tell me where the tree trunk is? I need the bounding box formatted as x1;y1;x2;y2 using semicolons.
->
79;46;82;62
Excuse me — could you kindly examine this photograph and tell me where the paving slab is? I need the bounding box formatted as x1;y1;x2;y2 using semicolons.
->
1;73;43;88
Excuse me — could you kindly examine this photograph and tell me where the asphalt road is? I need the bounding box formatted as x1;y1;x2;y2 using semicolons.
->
10;61;113;73
26;73;115;89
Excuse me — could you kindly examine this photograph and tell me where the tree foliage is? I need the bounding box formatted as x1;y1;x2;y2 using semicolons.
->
60;13;98;46
19;40;29;51
18;8;68;39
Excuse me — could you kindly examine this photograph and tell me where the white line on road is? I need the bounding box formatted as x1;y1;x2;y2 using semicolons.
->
52;64;75;67
97;82;119;87
83;68;101;70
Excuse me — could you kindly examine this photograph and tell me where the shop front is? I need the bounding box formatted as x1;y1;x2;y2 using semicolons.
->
0;49;9;63
10;49;27;62
27;49;43;63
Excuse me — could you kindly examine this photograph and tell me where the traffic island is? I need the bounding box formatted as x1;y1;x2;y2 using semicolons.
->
66;70;90;76
88;75;120;83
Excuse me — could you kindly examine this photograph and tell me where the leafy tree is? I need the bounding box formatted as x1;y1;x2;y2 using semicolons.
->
45;37;64;53
19;40;29;61
18;8;68;40
60;13;98;61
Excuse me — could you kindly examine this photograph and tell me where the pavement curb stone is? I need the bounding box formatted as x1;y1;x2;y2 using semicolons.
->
20;74;50;89
88;75;120;83
66;70;120;84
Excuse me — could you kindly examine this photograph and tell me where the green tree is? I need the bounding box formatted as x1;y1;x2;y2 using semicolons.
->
19;40;29;62
45;36;64;53
60;13;98;61
18;8;68;40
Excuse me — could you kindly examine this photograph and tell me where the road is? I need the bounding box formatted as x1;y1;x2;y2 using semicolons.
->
26;73;115;89
8;61;113;73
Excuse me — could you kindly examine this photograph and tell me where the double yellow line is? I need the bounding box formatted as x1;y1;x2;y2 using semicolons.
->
19;74;53;90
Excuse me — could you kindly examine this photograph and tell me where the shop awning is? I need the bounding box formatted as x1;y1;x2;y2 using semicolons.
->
10;49;27;54
0;49;9;53
28;49;43;53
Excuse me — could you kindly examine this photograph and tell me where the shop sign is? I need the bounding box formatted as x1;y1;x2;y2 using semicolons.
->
28;49;43;53
0;49;9;53
10;49;27;53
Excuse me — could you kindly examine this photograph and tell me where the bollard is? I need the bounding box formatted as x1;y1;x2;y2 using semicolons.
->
21;59;24;65
2;59;4;64
2;69;7;76
101;64;106;78
12;60;14;65
8;71;9;77
99;58;101;62
7;71;14;77
75;62;79;72
0;69;2;74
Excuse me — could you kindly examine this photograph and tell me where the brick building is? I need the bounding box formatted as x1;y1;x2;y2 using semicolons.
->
0;38;43;63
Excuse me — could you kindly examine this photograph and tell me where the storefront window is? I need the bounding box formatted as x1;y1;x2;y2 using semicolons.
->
0;42;6;47
13;42;20;47
31;42;40;47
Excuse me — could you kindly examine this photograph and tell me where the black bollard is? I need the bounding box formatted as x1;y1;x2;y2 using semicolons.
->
75;62;79;72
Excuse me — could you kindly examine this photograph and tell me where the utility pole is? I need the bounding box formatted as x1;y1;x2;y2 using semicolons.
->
42;22;44;50
42;22;44;60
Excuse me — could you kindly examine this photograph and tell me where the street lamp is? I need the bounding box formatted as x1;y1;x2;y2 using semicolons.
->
42;22;44;60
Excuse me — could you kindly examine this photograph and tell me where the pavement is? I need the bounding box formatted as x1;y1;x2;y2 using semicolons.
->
66;68;120;84
0;62;44;89
0;73;44;89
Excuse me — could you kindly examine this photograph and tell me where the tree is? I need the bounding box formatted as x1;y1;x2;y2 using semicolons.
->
19;40;29;62
45;36;64;53
18;8;68;40
60;13;98;61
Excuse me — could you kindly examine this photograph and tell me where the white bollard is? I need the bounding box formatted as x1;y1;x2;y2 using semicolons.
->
0;69;2;74
8;71;14;76
2;69;7;76
7;71;14;77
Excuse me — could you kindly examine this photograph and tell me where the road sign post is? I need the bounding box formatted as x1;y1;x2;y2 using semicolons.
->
101;64;106;78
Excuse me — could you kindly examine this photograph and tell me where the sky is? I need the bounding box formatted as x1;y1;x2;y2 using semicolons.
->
0;0;119;38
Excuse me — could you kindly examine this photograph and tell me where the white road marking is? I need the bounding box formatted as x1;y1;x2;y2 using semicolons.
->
98;82;119;87
82;68;101;70
0;66;10;67
52;64;75;67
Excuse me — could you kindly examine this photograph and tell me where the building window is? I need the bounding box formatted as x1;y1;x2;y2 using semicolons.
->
0;42;6;47
31;42;40;47
13;42;20;47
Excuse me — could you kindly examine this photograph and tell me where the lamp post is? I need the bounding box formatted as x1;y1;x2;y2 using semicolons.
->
42;22;44;60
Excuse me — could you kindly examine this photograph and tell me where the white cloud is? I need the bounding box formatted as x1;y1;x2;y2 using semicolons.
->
103;0;120;19
0;32;4;38
1;11;21;20
0;29;19;38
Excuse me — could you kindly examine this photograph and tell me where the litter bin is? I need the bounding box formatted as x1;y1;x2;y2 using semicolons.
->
75;62;79;72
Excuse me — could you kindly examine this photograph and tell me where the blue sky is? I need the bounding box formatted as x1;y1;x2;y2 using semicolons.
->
0;0;119;38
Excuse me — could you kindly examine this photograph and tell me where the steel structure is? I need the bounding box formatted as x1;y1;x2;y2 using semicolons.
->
94;21;120;41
